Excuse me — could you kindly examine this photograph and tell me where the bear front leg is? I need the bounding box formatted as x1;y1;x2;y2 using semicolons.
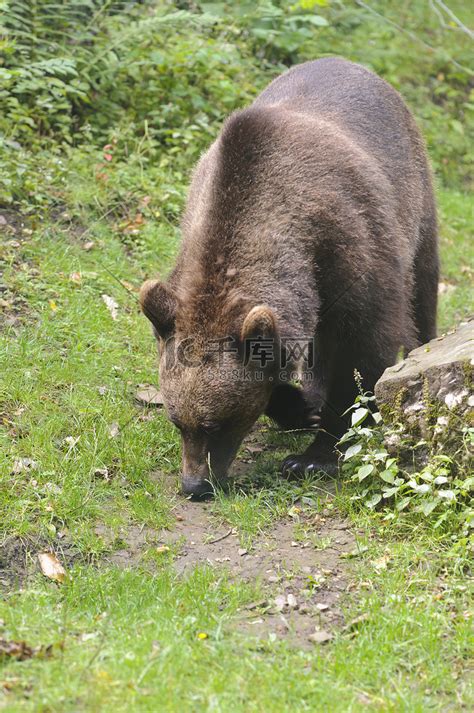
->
280;381;344;478
265;383;322;431
281;430;339;479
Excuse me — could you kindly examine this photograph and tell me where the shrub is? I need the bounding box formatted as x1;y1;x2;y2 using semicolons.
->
339;390;474;539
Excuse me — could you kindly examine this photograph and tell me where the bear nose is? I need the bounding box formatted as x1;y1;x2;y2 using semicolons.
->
181;476;213;500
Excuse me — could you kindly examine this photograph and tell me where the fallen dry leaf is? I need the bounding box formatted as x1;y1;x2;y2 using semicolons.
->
102;294;119;320
93;467;110;481
0;639;34;661
372;554;391;572
135;386;164;407
309;630;333;644
37;553;67;583
120;213;145;235
82;241;95;251
343;613;370;633
12;458;38;474
274;595;286;612
245;445;264;454
438;282;456;295
0;639;57;662
120;280;137;292
108;422;120;438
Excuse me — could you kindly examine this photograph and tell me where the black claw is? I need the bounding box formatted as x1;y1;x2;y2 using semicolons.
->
281;453;339;479
281;455;306;478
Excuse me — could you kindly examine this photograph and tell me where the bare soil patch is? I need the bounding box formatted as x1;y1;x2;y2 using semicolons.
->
2;486;360;648
101;495;359;646
175;502;356;645
0;209;33;330
0;209;28;238
0;537;81;591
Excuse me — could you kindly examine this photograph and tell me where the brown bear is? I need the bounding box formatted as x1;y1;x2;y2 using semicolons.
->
140;58;438;498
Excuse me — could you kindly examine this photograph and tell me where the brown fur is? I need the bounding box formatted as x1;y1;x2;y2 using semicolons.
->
140;58;438;497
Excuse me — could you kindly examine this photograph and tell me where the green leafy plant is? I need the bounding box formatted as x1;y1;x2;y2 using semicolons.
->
338;389;474;537
0;1;266;207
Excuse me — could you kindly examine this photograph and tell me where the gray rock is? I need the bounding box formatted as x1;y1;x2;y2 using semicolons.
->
375;320;473;456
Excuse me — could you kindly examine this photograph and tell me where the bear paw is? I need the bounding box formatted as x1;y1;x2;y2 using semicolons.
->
281;453;338;479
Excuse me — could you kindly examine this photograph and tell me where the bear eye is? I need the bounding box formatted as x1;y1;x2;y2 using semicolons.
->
201;422;220;435
170;418;183;432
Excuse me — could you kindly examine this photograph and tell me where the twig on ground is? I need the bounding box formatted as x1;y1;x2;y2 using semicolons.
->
208;529;233;545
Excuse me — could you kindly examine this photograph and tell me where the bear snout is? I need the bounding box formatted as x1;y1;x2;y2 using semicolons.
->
181;474;215;500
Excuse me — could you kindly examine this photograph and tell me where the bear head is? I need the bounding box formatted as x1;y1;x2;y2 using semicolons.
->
139;279;278;498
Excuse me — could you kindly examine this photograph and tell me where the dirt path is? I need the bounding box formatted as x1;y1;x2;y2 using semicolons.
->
102;497;359;645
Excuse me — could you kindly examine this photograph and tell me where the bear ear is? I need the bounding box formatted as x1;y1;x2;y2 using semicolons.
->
240;305;277;341
139;279;177;339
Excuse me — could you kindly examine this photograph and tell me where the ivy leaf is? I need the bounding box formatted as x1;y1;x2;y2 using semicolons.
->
382;486;400;498
344;443;362;461
420;471;434;482
380;470;395;484
366;493;382;509
351;407;369;427
408;480;431;494
357;464;374;481
418;499;438;516
437;489;456;501
338;429;354;445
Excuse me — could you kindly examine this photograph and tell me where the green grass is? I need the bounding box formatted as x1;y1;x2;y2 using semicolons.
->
1;544;471;711
437;189;474;331
1;1;473;708
1;183;472;711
